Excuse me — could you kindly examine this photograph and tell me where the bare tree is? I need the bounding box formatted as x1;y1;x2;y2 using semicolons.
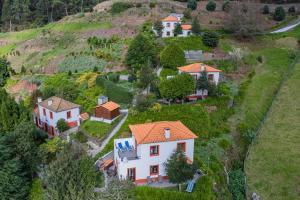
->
225;1;263;38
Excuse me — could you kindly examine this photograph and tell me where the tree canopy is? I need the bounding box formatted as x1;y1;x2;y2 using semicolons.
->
160;43;185;70
125;33;158;71
159;73;195;101
191;17;201;35
0;57;10;87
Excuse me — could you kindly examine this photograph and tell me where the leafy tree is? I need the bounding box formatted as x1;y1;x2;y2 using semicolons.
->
0;57;10;87
153;20;164;37
159;73;195;103
44;145;97;200
262;5;269;14
173;23;183;36
125;33;157;71
135;94;156;112
183;9;192;19
139;63;156;92
274;6;285;21
222;0;230;12
99;177;134;200
0;121;41;200
56;119;69;133
288;6;296;14
202;31;219;47
191;17;201;35
21;65;26;74
187;0;197;11
206;0;216;12
164;150;197;191
160;43;185;70
197;70;209;99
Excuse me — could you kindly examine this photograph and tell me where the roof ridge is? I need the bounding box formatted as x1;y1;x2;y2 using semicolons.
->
56;97;63;112
165;121;193;138
138;123;156;144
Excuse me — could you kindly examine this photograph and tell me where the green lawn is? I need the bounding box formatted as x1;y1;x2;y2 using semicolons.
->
81;120;115;140
163;36;213;52
44;21;112;33
245;61;300;200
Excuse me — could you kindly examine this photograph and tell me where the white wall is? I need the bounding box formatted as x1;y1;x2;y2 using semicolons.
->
162;21;177;37
115;138;195;181
38;105;80;131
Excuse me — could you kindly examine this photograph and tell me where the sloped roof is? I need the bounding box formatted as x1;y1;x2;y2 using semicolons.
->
129;121;198;145
38;96;80;112
178;63;222;73
98;101;120;111
162;15;179;22
181;24;192;30
79;112;89;121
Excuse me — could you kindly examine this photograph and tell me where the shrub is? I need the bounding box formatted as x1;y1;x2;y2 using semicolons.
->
110;2;134;14
202;31;219;47
228;169;246;200
149;1;156;8
58;56;106;73
107;73;120;83
57;119;69;132
191;17;201;35
173;23;183;36
135;94;156;112
206;0;216;12
262;5;269;14
187;0;197;10
257;55;263;63
160;43;185;69
183;9;192;19
273;6;285;21
288;6;296;14
222;0;230;12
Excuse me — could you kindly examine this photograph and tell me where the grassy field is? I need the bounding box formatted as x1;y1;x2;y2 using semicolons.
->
81;120;116;140
245;60;300;200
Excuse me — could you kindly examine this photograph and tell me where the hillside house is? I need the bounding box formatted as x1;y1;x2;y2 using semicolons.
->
114;121;197;184
92;96;120;123
34;96;80;137
178;63;222;100
159;14;192;37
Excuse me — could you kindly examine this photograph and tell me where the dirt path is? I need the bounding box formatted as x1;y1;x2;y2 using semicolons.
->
271;16;300;33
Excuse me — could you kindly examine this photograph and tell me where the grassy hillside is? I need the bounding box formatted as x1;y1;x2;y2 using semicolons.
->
245;59;300;200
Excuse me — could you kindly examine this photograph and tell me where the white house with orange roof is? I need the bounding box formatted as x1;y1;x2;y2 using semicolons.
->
34;96;80;137
113;121;198;184
160;14;192;37
178;63;222;99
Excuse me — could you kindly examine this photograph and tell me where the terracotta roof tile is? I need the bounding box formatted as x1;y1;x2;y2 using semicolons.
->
181;24;192;30
39;96;80;112
129;121;198;144
98;101;120;112
178;63;222;73
79;112;89;121
162;15;179;22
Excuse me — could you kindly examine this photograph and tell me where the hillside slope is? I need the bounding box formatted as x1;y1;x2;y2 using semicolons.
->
245;57;300;199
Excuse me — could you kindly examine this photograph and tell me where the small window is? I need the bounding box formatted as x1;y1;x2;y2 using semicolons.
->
50;112;53;119
150;165;159;175
177;142;186;152
43;108;46;116
150;145;159;156
208;74;214;81
166;23;170;27
67;111;71;119
166;31;170;36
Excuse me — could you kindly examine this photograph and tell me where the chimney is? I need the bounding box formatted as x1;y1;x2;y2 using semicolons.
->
98;96;108;105
164;128;171;139
200;63;206;71
48;100;53;106
37;97;42;103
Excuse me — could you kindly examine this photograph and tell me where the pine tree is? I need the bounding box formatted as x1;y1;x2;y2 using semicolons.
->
191;17;201;35
197;70;209;99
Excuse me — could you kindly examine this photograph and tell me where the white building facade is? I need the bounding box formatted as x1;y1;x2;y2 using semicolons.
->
113;121;197;184
160;14;192;38
34;96;80;137
178;63;222;100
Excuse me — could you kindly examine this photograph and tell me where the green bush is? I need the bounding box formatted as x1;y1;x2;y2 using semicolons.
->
110;2;134;14
228;169;246;200
29;179;44;200
107;73;120;83
149;1;156;8
222;0;230;12
187;0;197;10
262;5;269;15
202;32;219;48
273;6;285;21
288;6;296;14
74;132;88;143
135;94;156;112
160;43;185;69
206;0;216;12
